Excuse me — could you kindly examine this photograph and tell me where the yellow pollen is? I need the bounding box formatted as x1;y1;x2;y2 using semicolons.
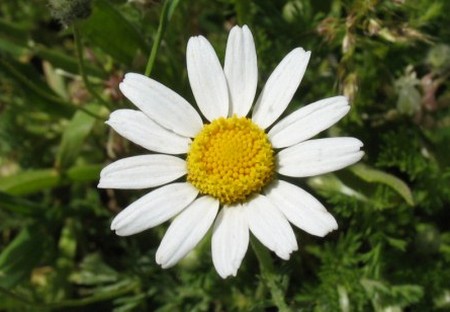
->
187;116;275;205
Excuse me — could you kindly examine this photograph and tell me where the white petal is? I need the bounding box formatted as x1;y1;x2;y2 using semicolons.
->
224;25;257;117
265;180;338;237
211;204;249;278
269;96;350;148
245;194;298;260
156;196;219;268
252;48;311;129
187;36;229;121
98;155;186;189
106;109;191;154
277;137;364;177
119;73;203;137
111;183;198;236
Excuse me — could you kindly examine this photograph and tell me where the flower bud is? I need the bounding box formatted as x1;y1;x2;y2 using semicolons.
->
48;0;92;27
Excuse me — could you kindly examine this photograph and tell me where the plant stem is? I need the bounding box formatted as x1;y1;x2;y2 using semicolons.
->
251;237;292;312
144;0;180;77
73;23;112;112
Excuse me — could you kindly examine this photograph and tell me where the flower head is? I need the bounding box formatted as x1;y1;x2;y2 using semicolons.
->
98;25;364;278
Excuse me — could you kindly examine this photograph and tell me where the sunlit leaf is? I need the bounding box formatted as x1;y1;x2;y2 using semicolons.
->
0;169;60;195
55;105;101;170
66;164;103;182
350;164;414;206
307;174;368;201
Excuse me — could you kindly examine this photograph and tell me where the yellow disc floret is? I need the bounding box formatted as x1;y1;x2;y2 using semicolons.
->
187;116;275;205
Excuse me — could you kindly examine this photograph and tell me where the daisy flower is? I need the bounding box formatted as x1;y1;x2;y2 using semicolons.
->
98;25;364;278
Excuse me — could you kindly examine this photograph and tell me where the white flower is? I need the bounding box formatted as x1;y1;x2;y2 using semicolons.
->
98;25;364;278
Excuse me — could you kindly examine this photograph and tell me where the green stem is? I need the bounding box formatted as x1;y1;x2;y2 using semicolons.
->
251;237;292;312
73;23;111;111
144;0;179;77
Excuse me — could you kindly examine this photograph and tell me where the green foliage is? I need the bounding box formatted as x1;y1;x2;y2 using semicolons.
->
0;0;449;310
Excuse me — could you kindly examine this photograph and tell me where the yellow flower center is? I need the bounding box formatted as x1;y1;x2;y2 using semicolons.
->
187;116;275;205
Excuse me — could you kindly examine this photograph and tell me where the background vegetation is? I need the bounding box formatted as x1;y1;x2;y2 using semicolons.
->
0;0;449;310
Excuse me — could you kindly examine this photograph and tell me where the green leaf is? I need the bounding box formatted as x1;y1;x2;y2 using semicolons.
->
0;191;45;216
350;164;414;205
0;19;29;46
57;219;78;271
0;57;74;117
385;236;407;252
66;164;103;182
397;84;421;116
0;169;60;195
307;174;368;201
434;289;450;309
167;0;182;19
35;45;105;78
70;253;119;286
79;0;148;65
0;226;47;288
55;105;101;170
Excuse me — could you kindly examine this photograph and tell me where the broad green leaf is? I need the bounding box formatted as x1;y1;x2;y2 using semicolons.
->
0;169;60;195
66;164;103;182
55;105;101;170
0;38;28;56
79;0;148;65
350;164;414;206
0;226;47;288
